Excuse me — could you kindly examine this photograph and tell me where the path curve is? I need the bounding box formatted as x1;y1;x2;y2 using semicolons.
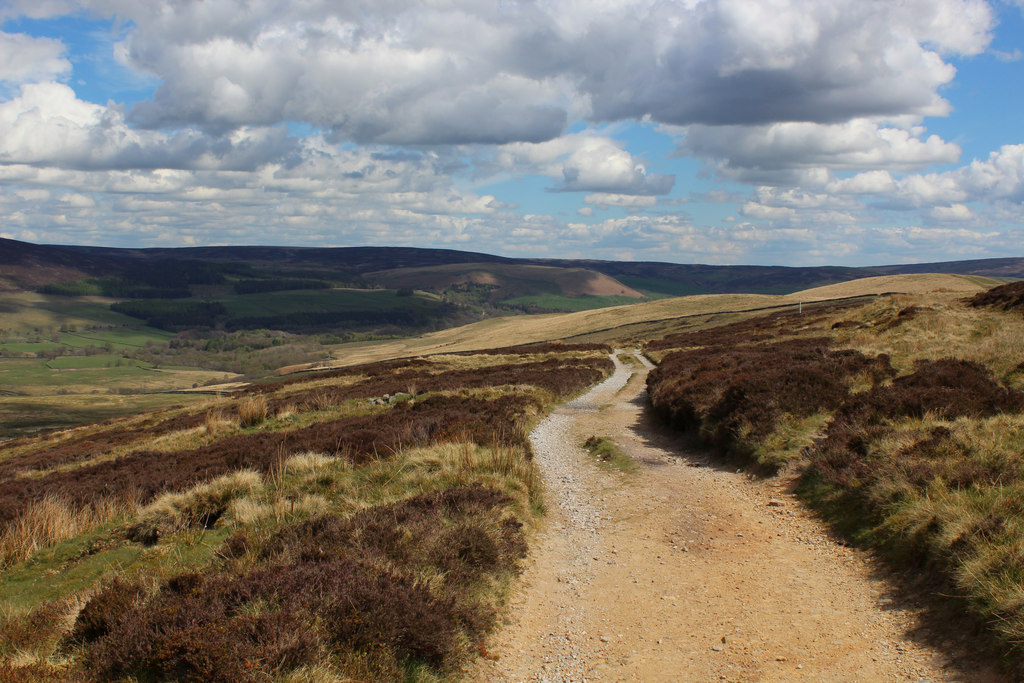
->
469;351;1008;682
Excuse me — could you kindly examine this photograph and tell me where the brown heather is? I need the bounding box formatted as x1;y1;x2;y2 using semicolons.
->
0;341;614;680
645;288;1024;665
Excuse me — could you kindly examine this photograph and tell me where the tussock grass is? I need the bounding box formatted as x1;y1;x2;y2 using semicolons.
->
831;293;1024;381
0;496;132;569
752;412;831;469
203;409;233;436
127;470;263;543
237;394;268;428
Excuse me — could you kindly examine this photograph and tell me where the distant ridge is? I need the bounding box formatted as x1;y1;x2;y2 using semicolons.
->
1;237;1021;296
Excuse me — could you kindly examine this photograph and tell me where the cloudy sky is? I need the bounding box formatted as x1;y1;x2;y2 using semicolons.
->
1;0;1023;266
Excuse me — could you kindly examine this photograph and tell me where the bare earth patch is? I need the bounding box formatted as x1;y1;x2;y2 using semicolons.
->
469;351;1009;682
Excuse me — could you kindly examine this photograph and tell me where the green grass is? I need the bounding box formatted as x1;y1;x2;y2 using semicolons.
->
0;342;68;354
46;355;150;370
0;394;201;438
0;358;153;387
0;521;231;610
502;294;644;312
583;435;638;474
57;327;173;349
615;276;710;297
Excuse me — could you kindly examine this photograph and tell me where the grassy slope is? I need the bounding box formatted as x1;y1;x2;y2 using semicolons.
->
318;273;989;368
0;292;143;334
0;345;613;681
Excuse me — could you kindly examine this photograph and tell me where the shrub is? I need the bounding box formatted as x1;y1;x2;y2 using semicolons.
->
78;486;527;681
968;280;1024;314
647;337;892;468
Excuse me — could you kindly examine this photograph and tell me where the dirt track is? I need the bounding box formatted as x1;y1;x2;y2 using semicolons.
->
469;352;1008;682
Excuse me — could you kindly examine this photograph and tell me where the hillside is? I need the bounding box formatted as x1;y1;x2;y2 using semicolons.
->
306;272;995;368
2;275;1024;679
3;238;1022;301
364;262;646;303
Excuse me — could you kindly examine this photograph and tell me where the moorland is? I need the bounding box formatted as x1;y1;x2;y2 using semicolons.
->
2;239;1024;679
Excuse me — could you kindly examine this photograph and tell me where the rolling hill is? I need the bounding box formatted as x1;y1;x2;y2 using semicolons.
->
3;237;1022;301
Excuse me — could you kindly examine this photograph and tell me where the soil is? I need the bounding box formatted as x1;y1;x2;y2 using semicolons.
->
468;351;1010;682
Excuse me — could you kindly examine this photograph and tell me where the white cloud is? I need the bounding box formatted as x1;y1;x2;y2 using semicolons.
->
930;203;976;221
557;142;673;195
826;144;1024;208
584;193;659;208
29;0;988;145
681;118;961;185
0;32;70;85
490;133;673;195
0;82;301;171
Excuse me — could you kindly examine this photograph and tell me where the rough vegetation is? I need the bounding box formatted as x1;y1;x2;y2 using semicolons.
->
968;280;1024;314
0;342;612;681
646;288;1024;666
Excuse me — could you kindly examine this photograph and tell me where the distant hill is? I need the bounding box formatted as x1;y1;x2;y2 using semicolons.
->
364;262;646;303
1;237;1022;299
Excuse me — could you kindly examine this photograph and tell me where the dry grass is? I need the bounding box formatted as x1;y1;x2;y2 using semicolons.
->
794;273;995;301
128;470;263;542
237;395;268;428
0;496;132;568
831;292;1024;381
308;273;981;370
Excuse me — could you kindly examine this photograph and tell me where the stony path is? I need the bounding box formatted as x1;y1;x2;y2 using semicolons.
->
468;351;1008;682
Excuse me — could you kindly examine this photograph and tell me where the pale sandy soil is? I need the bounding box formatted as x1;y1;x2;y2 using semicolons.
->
468;352;1009;683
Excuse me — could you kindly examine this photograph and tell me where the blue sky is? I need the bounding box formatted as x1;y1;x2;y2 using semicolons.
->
1;0;1023;267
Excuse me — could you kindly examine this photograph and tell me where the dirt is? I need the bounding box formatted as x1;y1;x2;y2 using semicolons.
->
468;351;1010;682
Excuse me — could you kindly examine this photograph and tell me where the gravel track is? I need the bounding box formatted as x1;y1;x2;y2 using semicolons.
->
468;351;1008;683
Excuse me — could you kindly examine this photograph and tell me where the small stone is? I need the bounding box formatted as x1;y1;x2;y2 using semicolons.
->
775;656;787;662
600;635;611;643
711;645;723;652
767;499;784;507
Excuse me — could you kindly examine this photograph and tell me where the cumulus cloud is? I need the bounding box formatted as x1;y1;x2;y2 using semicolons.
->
680;119;961;185
25;0;985;145
0;32;70;85
0;83;302;171
826;144;1024;210
490;133;673;195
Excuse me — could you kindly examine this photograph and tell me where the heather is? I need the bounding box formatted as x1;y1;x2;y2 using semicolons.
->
0;343;612;680
646;289;1024;662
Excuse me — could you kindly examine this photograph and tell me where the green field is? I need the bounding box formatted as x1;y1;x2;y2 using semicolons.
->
0;394;204;439
0;293;143;333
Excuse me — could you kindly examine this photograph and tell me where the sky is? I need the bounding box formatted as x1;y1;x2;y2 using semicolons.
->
1;0;1023;267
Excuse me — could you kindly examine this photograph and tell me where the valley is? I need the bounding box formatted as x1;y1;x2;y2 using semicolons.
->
1;240;1024;680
